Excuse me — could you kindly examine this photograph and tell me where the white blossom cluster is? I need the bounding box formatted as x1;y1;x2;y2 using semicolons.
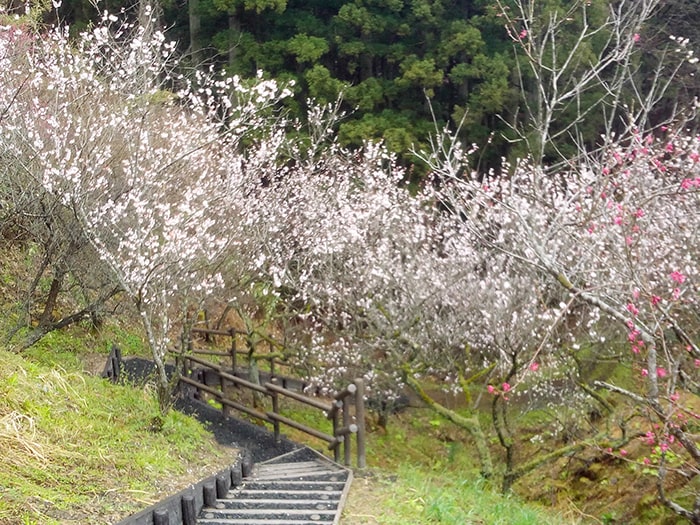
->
0;15;292;402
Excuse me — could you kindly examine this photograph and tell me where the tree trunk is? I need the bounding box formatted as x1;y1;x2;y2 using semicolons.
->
405;374;493;479
188;0;203;65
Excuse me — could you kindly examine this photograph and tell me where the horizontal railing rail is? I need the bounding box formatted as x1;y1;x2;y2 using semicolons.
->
175;340;366;468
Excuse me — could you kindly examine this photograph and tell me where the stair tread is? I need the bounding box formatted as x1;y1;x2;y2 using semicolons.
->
227;489;343;499
197;518;333;525
198;447;351;525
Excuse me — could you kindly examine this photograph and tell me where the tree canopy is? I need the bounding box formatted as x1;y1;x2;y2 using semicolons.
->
47;0;696;175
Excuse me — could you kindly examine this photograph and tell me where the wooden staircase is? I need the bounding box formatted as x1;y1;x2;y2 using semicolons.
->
197;448;352;525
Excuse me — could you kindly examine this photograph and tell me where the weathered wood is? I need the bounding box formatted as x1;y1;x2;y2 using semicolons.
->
266;412;337;445
101;345;122;382
153;509;169;525
231;462;243;486
334;383;357;401
264;381;333;412
242;453;254;478
179;375;273;424
355;378;367;469
270;377;280;442
176;352;367;468
342;400;352;467
203;482;217;507
187;354;268;393
216;473;230;498
181;494;196;525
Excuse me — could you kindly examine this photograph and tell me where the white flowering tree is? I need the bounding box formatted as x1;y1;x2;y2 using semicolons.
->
233;104;584;479
0;14;292;412
412;0;700;515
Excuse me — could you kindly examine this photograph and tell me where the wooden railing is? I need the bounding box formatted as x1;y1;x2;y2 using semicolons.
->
176;328;366;469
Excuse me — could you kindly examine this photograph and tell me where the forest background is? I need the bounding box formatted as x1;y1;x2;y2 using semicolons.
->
53;0;700;174
1;0;700;523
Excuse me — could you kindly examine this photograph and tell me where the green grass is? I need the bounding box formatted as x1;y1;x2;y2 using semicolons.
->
346;466;579;524
269;398;582;524
0;346;234;525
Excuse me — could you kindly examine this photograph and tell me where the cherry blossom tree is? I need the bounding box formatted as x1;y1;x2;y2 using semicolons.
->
0;14;293;412
412;0;700;514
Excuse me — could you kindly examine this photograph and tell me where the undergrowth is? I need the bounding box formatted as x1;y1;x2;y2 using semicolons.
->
0;342;234;525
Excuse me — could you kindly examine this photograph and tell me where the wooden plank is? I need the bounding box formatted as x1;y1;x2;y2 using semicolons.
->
266;412;337;444
264;382;333;412
186;354;268;393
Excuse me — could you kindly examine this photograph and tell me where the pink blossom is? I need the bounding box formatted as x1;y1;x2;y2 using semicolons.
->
657;367;667;378
529;362;540;372
633;33;641;43
626;303;639;316
620;449;628;456
643;457;651;465
694;359;700;368
650;295;662;306
502;382;511;393
641;368;649;377
519;29;528;40
670;392;680;402
670;271;686;284
487;385;495;394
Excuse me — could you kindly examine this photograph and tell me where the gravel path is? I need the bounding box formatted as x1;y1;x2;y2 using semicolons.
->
120;356;299;463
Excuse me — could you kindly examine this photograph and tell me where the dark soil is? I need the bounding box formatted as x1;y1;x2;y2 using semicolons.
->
118;356;299;463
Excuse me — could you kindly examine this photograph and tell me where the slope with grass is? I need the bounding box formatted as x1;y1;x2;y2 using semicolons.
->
0;340;236;525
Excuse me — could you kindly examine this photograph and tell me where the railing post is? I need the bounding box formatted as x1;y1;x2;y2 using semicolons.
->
354;378;366;469
331;402;341;463
342;395;352;466
220;372;230;418
229;328;237;374
270;377;280;442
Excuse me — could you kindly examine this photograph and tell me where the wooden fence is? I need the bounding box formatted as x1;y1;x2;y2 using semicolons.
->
176;327;367;469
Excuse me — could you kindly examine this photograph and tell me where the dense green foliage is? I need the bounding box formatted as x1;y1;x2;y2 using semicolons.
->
50;0;698;174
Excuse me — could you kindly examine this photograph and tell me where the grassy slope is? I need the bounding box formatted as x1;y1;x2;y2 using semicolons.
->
0;328;235;525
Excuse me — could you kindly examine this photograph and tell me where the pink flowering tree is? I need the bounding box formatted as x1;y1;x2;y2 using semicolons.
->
0;14;293;412
416;2;700;511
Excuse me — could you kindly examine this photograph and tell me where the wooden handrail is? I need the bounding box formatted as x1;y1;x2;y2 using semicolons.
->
266;411;339;445
180;375;272;423
264;382;333;413
176;350;366;468
186;354;268;393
